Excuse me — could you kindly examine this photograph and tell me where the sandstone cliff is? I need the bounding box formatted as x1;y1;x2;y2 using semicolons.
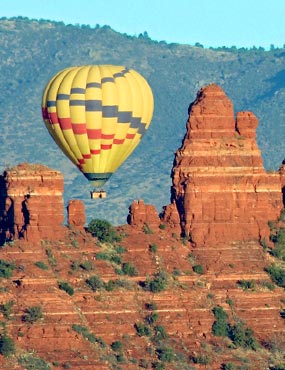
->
162;84;283;246
0;163;66;245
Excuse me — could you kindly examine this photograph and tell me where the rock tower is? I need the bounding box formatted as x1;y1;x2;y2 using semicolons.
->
163;84;283;246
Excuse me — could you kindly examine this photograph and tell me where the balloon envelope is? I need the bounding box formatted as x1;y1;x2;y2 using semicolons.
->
42;65;154;188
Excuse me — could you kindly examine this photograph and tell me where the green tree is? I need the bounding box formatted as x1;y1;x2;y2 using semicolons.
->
22;306;43;324
212;306;228;321
121;262;138;276
153;325;168;341
265;264;285;287
212;319;229;337
0;334;15;357
212;306;230;337
145;271;168;293
145;312;159;325
228;321;259;350
86;275;104;291
18;354;51;370
111;340;123;352
193;264;205;274
134;322;152;337
156;346;175;362
87;219;121;243
0;300;14;320
34;261;49;270
0;260;15;279
58;281;74;296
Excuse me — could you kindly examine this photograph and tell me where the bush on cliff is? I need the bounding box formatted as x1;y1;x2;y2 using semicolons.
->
22;305;43;324
0;300;14;320
58;281;74;296
156;346;175;362
212;307;258;350
0;260;16;279
0;333;15;357
212;306;229;337
87;219;121;243
228;321;259;350
144;271;168;293
134;322;152;337
212;306;229;321
86;275;104;291
121;262;138;276
212;319;229;337
18;354;50;370
265;264;285;287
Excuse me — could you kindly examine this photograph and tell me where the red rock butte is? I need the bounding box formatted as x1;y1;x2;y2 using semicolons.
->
0;163;85;246
162;84;284;246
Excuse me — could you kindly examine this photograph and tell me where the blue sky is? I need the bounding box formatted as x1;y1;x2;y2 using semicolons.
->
1;0;285;48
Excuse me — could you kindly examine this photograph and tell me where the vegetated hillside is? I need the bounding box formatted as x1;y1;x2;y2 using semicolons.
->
1;219;285;370
1;16;285;225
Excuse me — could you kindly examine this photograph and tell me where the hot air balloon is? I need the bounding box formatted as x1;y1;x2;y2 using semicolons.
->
41;65;154;198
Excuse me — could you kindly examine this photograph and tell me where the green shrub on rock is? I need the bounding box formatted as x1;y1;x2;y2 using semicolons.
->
144;271;168;293
0;260;15;279
58;281;74;296
18;354;50;370
87;219;121;243
265;264;285;287
22;306;43;324
86;275;104;291
0;333;15;357
121;262;138;276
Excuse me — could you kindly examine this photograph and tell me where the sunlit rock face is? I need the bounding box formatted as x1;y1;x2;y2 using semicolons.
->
127;199;160;230
0;163;65;245
163;84;283;246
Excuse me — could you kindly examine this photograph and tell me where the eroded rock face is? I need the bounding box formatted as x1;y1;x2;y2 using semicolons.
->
67;199;86;229
0;163;65;245
127;199;160;230
163;84;283;246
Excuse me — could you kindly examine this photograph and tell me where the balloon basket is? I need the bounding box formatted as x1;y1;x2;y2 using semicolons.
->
90;190;107;199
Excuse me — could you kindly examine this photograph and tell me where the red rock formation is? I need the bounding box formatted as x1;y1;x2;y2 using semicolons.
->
163;84;283;246
67;199;86;229
161;202;180;232
0;163;65;245
127;199;160;230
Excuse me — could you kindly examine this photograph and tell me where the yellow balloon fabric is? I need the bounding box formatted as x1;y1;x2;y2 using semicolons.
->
42;65;154;188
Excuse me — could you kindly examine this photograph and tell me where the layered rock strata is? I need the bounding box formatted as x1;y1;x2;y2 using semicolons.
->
67;199;86;229
0;163;65;244
163;84;283;246
127;199;160;230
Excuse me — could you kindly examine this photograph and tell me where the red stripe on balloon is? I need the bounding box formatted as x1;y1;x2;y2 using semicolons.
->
59;118;72;130
91;149;100;155
49;112;59;124
78;158;85;164
87;129;115;140
126;133;135;139
72;123;86;134
101;144;112;150
102;133;115;140
87;129;101;139
113;138;124;144
82;154;92;159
